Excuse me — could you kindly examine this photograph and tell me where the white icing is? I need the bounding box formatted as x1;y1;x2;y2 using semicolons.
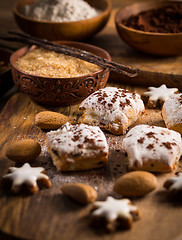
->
143;84;178;102
162;93;182;127
122;125;182;169
167;173;182;191
3;163;49;188
79;87;145;133
47;122;108;161
92;196;137;221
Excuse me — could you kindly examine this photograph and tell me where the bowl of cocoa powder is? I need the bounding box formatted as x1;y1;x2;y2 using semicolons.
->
115;1;182;56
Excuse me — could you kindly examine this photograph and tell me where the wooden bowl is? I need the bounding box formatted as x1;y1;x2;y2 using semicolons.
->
10;41;111;106
0;47;14;96
13;0;111;41
115;1;182;56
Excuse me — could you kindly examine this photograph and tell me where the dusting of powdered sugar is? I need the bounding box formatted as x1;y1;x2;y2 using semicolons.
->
122;124;182;171
47;122;108;160
162;93;182;127
21;0;101;22
79;87;145;134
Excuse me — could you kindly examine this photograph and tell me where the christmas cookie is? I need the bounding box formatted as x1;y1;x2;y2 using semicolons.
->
1;163;51;194
162;93;182;134
164;172;182;196
79;87;145;135
47;122;108;171
90;196;139;232
122;125;182;172
142;84;178;109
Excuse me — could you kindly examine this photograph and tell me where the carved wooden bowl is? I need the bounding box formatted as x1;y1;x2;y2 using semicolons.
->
115;1;182;56
0;47;14;96
13;0;111;41
10;41;111;106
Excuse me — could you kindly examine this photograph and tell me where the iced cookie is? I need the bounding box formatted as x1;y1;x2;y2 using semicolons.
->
79;87;145;135
122;124;182;172
47;122;108;171
90;196;140;232
164;172;182;197
162;93;182;134
1;163;51;194
142;84;178;109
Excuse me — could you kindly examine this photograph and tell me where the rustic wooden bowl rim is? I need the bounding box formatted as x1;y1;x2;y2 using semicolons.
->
13;0;112;24
115;0;182;36
10;41;111;80
0;47;12;75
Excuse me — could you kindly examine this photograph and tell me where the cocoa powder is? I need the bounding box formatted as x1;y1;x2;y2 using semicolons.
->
122;3;182;33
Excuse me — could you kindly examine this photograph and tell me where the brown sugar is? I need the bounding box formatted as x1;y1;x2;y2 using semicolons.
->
122;3;182;33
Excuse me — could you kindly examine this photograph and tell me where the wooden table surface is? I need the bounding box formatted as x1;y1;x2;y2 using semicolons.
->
1;1;182;240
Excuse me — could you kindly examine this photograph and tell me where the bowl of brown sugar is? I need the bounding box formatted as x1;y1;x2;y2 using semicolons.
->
115;1;182;56
10;41;111;106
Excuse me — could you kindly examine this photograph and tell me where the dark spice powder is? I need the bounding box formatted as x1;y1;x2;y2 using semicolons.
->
122;3;182;33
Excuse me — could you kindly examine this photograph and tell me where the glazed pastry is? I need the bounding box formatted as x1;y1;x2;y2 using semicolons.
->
122;124;182;172
47;122;108;171
142;84;178;109
79;87;145;135
162;93;182;134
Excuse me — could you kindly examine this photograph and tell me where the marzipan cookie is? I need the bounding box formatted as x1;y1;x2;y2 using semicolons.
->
79;87;145;135
122;124;182;172
162;93;182;134
47;122;108;171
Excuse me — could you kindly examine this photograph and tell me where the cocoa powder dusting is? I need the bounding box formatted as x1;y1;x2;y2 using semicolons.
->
147;144;154;150
122;3;182;33
137;137;145;144
162;142;172;149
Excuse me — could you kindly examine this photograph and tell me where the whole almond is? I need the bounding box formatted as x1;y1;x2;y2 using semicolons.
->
114;171;158;197
61;183;97;204
6;139;41;163
35;111;69;129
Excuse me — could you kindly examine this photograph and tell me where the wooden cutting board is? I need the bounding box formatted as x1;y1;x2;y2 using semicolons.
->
1;83;182;240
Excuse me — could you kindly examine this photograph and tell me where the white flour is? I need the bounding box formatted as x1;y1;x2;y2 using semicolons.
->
22;0;100;22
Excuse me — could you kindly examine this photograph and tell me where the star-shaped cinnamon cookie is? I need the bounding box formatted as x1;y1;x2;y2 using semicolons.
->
1;163;51;194
90;196;139;232
142;84;178;108
164;172;182;196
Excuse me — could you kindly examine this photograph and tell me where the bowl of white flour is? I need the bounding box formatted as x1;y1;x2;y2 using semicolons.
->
13;0;111;41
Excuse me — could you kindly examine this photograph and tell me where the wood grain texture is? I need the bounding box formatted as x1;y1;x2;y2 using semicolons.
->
1;0;182;239
1;85;182;240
